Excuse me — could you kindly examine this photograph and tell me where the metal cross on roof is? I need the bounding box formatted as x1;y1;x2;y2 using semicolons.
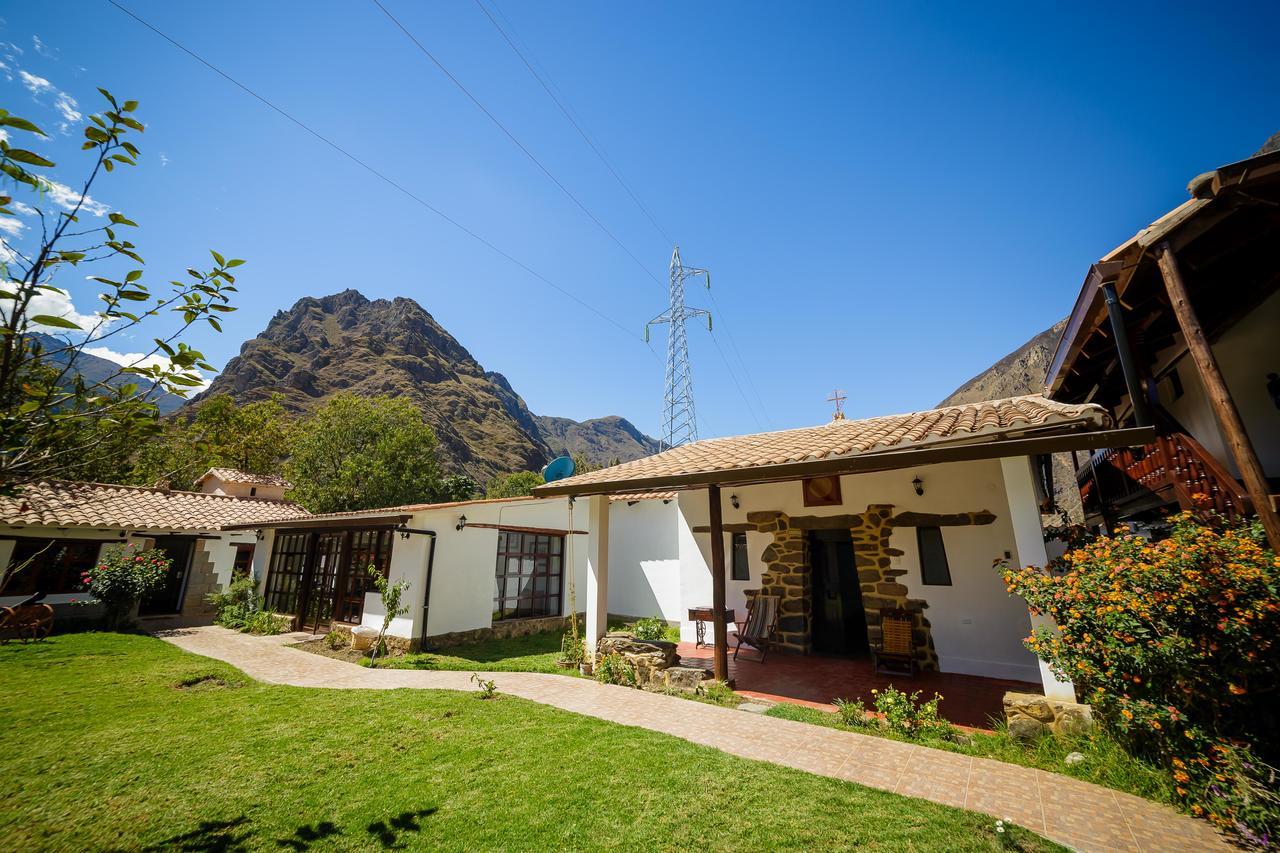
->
827;389;847;420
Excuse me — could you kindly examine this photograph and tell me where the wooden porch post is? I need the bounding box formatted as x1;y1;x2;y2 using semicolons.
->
707;484;729;681
1155;243;1280;551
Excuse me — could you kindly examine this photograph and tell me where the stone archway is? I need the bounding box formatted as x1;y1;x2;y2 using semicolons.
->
741;505;996;670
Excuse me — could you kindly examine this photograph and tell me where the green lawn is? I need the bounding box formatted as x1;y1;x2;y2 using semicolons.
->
382;622;678;674
764;703;1175;806
0;633;1062;851
380;628;577;674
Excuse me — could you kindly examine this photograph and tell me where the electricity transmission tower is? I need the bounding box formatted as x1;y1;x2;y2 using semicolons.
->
646;246;711;449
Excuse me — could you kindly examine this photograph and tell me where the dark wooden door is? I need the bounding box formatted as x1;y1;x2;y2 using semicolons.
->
808;530;869;656
300;532;345;632
139;536;196;616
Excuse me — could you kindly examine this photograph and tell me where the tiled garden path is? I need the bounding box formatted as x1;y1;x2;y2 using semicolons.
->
159;627;1228;853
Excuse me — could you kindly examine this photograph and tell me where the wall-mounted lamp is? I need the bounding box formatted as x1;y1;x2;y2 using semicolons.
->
255;528;265;541
398;525;410;540
455;514;467;531
730;494;740;509
912;476;924;497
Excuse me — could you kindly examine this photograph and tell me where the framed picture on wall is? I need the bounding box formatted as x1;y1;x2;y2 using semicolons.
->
802;475;842;507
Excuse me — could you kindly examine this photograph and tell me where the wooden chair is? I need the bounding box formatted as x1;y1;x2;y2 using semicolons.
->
733;594;779;662
872;608;917;676
0;603;54;644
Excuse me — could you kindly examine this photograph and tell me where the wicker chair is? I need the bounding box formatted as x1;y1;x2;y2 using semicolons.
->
733;594;779;662
872;607;917;676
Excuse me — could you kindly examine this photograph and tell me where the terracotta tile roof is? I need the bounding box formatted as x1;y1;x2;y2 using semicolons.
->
0;480;311;531
540;395;1109;493
195;468;293;489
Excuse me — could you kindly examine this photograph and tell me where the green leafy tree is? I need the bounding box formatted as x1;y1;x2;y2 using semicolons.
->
436;473;478;503
484;470;544;499
129;394;292;488
285;394;442;513
0;93;239;488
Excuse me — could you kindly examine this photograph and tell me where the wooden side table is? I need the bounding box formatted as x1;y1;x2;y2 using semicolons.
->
687;606;735;648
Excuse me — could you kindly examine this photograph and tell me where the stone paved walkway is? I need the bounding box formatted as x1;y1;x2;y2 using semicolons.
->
158;627;1228;853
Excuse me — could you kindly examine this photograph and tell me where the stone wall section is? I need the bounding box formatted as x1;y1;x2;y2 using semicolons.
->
178;540;219;623
748;511;811;652
743;505;996;671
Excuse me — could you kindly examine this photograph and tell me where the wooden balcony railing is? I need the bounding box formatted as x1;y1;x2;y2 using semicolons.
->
1077;430;1253;523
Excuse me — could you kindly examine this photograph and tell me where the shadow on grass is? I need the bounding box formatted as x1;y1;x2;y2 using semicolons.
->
366;807;438;848
144;816;250;852
277;820;341;850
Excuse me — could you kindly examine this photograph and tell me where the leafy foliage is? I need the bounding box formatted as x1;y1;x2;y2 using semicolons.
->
80;545;170;629
1000;507;1280;843
285;394;443;513
367;564;410;667
0;94;239;488
129;394;292;488
594;653;637;687
435;474;478;503
631;617;667;642
558;630;585;666
206;575;288;635
470;672;498;699
866;686;955;739
484;470;544;499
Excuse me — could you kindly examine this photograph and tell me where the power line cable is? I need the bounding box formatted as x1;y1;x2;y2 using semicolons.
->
707;289;772;427
369;0;666;292
472;1;772;430
473;0;673;248
106;0;647;348
708;329;763;431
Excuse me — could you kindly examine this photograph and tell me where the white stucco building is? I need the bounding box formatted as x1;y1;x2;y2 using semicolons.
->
0;471;309;622
539;394;1144;700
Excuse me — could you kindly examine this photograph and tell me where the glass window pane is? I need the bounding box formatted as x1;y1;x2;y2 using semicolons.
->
918;526;952;585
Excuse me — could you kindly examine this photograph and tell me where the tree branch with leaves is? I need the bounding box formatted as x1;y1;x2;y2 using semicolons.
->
0;90;241;488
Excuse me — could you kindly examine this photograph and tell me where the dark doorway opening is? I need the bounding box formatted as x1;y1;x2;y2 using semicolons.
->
140;535;196;615
808;530;869;657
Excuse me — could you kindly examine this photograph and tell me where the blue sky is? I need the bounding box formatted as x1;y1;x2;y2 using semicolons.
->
2;1;1277;441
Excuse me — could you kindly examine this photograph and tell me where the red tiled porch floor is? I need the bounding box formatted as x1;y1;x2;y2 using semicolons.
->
677;641;1042;729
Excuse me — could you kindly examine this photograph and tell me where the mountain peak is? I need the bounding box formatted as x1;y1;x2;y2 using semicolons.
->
201;292;657;479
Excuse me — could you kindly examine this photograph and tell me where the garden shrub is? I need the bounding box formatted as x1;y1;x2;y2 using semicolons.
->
833;697;871;728
594;653;636;687
867;686;955;739
1000;507;1280;843
207;575;260;630
207;577;287;635
559;631;585;666
80;546;170;630
631;617;667;642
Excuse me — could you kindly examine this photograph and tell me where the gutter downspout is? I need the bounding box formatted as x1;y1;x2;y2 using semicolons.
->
394;525;438;650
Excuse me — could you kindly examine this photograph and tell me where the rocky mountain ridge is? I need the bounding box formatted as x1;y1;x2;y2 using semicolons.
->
197;290;658;480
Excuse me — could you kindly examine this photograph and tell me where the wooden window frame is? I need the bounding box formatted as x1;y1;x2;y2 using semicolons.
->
493;529;563;621
916;525;953;586
262;531;312;615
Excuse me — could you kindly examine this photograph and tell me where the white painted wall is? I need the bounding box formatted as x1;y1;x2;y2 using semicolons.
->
606;498;681;621
1158;288;1280;478
669;459;1043;683
266;497;590;641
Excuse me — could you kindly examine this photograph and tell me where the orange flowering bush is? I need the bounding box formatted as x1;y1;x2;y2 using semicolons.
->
999;508;1280;845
